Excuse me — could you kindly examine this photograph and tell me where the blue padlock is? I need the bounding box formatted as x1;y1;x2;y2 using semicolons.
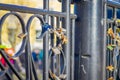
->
37;23;52;39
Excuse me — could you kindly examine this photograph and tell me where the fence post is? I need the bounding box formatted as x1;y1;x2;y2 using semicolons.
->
74;0;106;80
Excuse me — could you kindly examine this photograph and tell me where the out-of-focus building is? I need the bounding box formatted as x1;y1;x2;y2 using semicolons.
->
0;0;73;51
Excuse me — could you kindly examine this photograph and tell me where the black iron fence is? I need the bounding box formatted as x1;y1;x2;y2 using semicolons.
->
2;0;120;80
106;1;120;80
0;0;76;80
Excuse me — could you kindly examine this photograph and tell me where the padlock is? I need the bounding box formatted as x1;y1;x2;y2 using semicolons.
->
57;43;62;50
107;44;116;51
59;74;67;79
0;44;11;49
61;35;68;44
56;28;66;35
49;70;60;80
115;33;120;40
106;65;114;72
107;28;115;39
107;77;114;80
54;75;60;80
56;28;62;33
53;30;61;38
115;19;120;28
37;23;52;39
52;47;61;55
4;48;15;57
116;28;120;33
18;33;27;39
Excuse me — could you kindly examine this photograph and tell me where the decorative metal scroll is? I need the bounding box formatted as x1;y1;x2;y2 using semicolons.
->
0;2;76;80
0;12;67;80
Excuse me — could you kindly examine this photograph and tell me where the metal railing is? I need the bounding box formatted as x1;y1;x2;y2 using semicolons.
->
0;0;76;80
105;0;120;80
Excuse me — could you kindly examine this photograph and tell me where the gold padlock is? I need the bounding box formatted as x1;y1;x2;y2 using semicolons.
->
107;28;115;39
106;65;114;72
18;33;27;39
61;35;68;44
107;77;114;80
52;47;61;55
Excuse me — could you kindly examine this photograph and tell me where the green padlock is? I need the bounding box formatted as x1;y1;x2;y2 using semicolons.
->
0;44;11;49
107;45;114;51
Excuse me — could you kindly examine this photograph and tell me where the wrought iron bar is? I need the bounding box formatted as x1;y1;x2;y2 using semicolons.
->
0;50;23;80
103;0;107;80
66;0;71;80
56;17;61;76
50;16;55;74
0;3;76;19
71;19;75;80
113;8;117;80
107;1;120;8
0;61;12;80
43;0;49;80
25;39;31;80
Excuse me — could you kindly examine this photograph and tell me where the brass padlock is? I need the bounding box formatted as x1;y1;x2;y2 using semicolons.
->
107;77;114;80
61;35;68;44
106;65;114;72
18;33;27;39
107;28;115;39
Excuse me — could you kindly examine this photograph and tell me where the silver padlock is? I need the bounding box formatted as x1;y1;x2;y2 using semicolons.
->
59;74;67;79
52;47;61;55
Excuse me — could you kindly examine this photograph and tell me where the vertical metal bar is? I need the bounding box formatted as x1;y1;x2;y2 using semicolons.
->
31;56;39;80
62;0;67;29
25;39;31;80
74;0;105;80
61;0;67;76
109;23;112;78
56;17;61;76
66;0;70;80
43;0;49;80
113;8;117;80
110;22;113;78
107;20;113;79
30;52;33;80
106;6;112;80
106;22;109;79
28;41;33;80
50;16;55;74
30;62;33;80
70;19;75;80
61;1;67;67
103;0;107;80
113;8;117;19
71;19;75;80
